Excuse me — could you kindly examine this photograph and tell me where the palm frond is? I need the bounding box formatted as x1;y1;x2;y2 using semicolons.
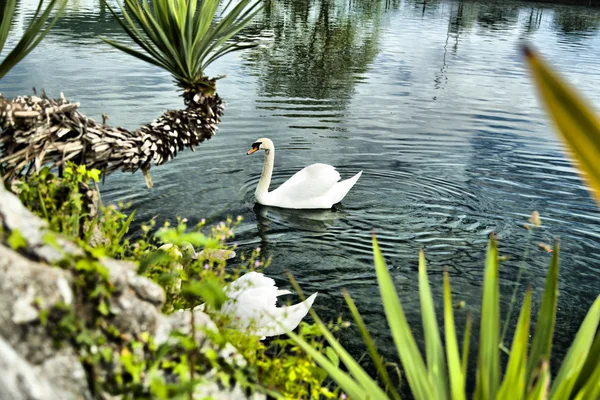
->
0;0;67;79
102;0;262;92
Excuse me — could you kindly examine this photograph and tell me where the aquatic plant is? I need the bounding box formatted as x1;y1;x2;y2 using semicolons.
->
289;234;600;399
286;47;600;399
0;0;66;79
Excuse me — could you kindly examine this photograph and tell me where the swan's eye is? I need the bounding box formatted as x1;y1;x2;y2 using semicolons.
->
252;142;262;150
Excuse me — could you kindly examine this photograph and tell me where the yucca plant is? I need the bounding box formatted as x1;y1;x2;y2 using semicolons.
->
1;0;263;186
0;0;66;79
286;46;600;399
102;0;261;103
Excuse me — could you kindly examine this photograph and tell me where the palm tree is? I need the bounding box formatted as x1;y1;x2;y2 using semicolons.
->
0;0;261;187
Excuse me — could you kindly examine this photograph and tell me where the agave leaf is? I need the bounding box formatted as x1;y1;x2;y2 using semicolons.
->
342;290;401;400
474;237;500;400
526;242;559;386
443;270;466;400
372;234;433;400
0;0;67;79
549;295;600;398
418;250;448;400
523;45;600;206
102;0;172;70
286;274;388;400
101;37;165;69
498;288;532;400
284;329;370;400
525;360;550;400
461;311;472;380
571;328;600;396
197;0;261;64
0;0;17;54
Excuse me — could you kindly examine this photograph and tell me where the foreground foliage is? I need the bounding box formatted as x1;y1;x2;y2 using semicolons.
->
10;163;342;399
290;234;600;400
0;0;66;79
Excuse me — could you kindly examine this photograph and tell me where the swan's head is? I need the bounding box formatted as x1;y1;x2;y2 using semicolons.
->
247;138;274;155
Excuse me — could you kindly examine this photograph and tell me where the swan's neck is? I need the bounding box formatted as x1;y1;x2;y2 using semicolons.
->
256;148;274;198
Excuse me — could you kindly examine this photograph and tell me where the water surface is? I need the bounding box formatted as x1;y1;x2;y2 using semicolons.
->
3;0;600;387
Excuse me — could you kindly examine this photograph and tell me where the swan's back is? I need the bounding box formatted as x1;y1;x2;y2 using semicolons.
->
263;165;361;209
274;163;340;199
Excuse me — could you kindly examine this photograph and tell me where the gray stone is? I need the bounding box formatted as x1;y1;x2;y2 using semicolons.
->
0;245;75;364
0;181;82;262
0;336;61;400
0;246;91;399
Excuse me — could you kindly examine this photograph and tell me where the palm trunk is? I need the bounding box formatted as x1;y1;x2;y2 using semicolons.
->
0;89;224;187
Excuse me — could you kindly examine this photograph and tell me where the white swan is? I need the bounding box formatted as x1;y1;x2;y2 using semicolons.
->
247;138;362;209
220;272;318;338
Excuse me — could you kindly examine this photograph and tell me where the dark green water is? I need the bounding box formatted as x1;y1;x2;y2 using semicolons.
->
3;0;600;388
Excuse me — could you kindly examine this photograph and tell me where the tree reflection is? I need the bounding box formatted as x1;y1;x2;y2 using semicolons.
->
475;3;519;31
552;7;600;35
243;0;398;101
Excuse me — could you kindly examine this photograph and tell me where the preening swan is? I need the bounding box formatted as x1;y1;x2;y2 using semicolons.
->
220;272;317;338
247;138;362;209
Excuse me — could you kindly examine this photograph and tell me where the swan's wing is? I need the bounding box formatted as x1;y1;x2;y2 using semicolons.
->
255;293;318;338
221;272;317;338
274;163;341;199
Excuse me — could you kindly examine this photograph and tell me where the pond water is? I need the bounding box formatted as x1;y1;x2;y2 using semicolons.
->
3;0;600;389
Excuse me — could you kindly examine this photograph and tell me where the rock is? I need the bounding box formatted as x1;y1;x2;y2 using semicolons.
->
0;245;75;364
0;245;92;399
0;336;62;400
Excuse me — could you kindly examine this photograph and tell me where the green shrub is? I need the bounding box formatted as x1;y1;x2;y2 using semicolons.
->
11;163;343;399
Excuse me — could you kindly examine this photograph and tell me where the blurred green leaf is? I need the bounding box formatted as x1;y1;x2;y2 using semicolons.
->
475;237;500;399
7;229;27;250
138;250;172;274
549;295;600;398
524;45;600;206
183;278;226;310
498;288;531;400
571;328;600;396
342;290;400;400
372;234;433;400
525;361;550;400
325;347;339;368
526;242;559;386
443;270;465;400
418;249;448;399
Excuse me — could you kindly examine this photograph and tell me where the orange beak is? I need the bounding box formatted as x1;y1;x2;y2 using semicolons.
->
247;147;259;155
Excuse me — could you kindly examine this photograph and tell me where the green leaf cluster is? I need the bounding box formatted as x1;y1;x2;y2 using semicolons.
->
102;0;262;92
290;234;600;400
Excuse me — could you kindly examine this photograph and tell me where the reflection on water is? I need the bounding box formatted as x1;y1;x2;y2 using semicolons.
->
3;0;600;384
